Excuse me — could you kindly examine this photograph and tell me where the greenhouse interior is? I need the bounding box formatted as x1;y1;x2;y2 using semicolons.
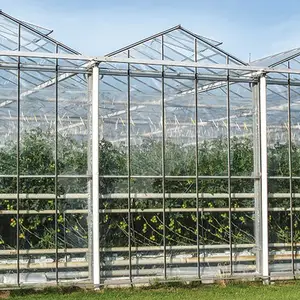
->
1;9;300;288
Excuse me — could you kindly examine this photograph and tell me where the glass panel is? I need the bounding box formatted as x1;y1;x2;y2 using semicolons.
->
268;177;292;273
197;79;228;161
230;83;254;177
100;214;129;281
100;75;128;176
165;78;196;176
58;74;88;175
18;177;55;284
0;69;17;173
57;178;89;282
289;59;300;81
0;15;19;57
130;38;162;72
165;179;196;208
0;182;17;282
166;212;197;278
267;84;289;176
58;46;86;68
20;26;56;66
130;77;162;176
20;71;55;175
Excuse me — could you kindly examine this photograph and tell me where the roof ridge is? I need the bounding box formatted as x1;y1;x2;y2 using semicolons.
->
178;25;222;46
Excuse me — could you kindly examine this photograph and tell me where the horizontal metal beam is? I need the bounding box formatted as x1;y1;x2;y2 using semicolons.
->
0;243;294;256
99;69;254;82
0;261;88;270
0;192;298;201
0;63;89;73
1;206;300;214
0;207;253;214
101;253;300;267
0;174;91;178
0;253;298;271
0;193;88;199
100;192;254;199
100;192;300;199
99;175;258;179
0;248;88;255
2;50;300;74
0;209;88;214
100;243;300;252
102;256;257;267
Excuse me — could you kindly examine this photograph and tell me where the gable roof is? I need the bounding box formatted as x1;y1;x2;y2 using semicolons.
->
0;10;80;55
106;24;247;66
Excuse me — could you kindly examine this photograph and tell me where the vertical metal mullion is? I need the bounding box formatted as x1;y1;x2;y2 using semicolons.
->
287;63;294;275
127;50;132;283
55;44;59;284
161;35;167;280
194;38;200;279
16;23;21;287
226;56;233;275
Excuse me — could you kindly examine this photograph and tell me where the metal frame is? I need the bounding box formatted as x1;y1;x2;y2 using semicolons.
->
2;11;300;287
0;50;298;286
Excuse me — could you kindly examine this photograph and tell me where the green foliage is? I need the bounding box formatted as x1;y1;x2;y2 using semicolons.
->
0;130;298;250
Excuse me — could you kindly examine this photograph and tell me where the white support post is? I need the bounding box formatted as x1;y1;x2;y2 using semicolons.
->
92;65;100;289
252;82;262;275
260;74;269;282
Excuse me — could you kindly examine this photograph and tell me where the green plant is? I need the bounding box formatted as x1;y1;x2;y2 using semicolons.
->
0;130;297;250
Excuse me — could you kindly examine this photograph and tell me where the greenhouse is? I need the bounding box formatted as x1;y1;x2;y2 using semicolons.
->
1;9;300;288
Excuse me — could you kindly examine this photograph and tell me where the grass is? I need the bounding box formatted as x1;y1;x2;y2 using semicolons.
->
4;281;300;300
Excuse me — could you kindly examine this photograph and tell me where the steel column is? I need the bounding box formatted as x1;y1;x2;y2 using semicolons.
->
252;82;262;275
92;65;100;289
259;74;269;282
87;73;93;281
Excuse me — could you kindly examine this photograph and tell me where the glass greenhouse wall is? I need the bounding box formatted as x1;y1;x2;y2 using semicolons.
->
1;10;300;287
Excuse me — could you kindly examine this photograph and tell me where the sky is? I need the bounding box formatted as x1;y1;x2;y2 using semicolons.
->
1;0;300;62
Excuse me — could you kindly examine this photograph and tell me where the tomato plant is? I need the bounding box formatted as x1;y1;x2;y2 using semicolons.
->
0;130;297;249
